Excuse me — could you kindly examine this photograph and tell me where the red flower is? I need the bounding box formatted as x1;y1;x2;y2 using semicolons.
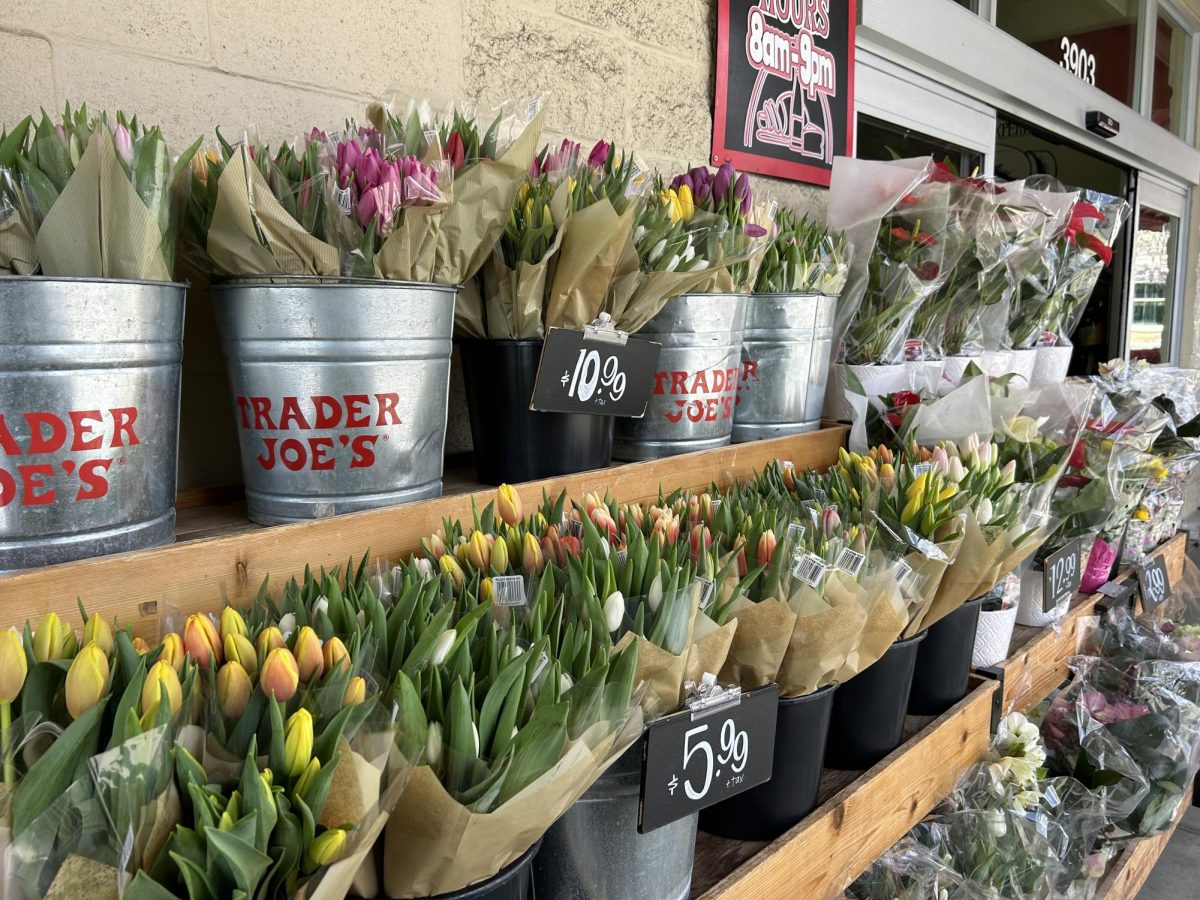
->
1059;474;1091;488
929;160;957;183
1068;440;1086;470
914;260;941;281
892;391;921;409
885;412;903;429
1073;231;1113;266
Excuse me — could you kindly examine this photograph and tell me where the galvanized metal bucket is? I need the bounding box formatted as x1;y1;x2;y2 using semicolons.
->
732;292;836;442
210;278;456;525
532;745;697;900
613;292;747;461
0;277;185;571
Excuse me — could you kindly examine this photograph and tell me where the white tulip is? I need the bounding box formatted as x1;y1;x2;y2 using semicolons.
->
431;629;457;666
603;591;625;633
647;574;663;613
976;498;994;526
647;238;667;263
947;456;966;483
415;558;434;580
313;595;329;617
278;613;296;639
472;722;480;757
426;722;444;769
559;672;574;695
964;432;980;456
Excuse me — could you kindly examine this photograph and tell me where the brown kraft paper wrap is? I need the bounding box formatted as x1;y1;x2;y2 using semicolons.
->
382;716;640;898
35;130;172;281
683;613;738;687
834;571;908;682
717;596;798;690
481;226;566;340
206;148;340;277
375;203;449;283
544;199;638;331
614;631;688;720
776;575;870;698
0;192;37;274
916;513;1007;634
436;108;546;332
897;533;965;637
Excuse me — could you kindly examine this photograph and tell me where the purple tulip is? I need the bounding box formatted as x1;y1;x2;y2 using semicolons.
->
113;124;134;163
744;223;767;238
308;127;327;145
733;173;751;215
587;140;609;168
712;161;734;205
355;148;383;193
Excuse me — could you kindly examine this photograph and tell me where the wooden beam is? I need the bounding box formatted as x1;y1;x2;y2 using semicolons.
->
0;427;847;639
699;679;998;900
1095;780;1194;899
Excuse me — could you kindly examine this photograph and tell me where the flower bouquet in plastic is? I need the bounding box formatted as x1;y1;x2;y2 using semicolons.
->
844;837;988;900
752;208;850;295
3;105;200;279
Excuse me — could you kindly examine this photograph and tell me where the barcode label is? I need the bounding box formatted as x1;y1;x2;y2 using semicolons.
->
913;463;932;475
801;500;819;515
532;650;549;681
786;522;805;545
561;517;583;539
835;548;866;576
526;98;540;120
695;578;716;611
814;488;828;503
792;553;827;587
709;499;723;514
493;575;527;607
333;184;353;215
781;460;795;471
616;546;628;564
894;560;914;583
423;128;438;147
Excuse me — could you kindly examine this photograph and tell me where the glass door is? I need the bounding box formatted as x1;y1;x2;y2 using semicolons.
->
1128;205;1183;363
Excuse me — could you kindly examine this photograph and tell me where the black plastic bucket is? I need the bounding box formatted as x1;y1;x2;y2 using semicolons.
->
824;631;927;770
699;684;835;841
427;839;542;900
458;339;614;485
908;596;987;716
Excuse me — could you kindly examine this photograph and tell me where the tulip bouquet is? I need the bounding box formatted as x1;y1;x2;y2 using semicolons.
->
1007;189;1130;351
479;138;643;338
319;126;450;280
828;156;970;367
369;95;546;334
2;105;200;279
604;163;770;334
751;207;850;295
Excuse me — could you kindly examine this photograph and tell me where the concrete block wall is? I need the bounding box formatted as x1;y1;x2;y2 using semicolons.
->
0;0;825;489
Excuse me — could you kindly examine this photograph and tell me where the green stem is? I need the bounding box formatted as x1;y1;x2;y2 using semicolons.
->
2;700;12;787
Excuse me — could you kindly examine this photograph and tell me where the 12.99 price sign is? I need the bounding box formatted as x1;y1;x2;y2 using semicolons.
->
530;327;661;418
638;684;778;833
1042;537;1082;613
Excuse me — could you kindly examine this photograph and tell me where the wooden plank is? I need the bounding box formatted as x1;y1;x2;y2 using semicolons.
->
1094;780;1194;900
0;426;847;639
698;679;998;900
998;532;1188;713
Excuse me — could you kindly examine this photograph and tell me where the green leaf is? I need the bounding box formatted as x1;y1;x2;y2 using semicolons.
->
206;825;273;897
11;697;107;838
123;869;184;900
498;701;568;805
171;850;218;900
0;116;32;167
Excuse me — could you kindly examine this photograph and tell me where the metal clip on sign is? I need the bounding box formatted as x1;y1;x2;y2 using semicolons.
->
685;673;742;720
583;312;629;346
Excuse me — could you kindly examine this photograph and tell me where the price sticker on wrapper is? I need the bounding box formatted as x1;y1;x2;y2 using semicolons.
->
530;316;661;418
492;575;527;608
793;553;827;587
638;681;778;833
1042;537;1083;614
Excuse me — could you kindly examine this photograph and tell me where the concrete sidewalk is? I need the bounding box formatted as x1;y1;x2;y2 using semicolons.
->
1136;806;1200;898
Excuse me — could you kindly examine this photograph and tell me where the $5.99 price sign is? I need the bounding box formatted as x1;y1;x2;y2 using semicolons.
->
530;327;661;419
638;684;778;833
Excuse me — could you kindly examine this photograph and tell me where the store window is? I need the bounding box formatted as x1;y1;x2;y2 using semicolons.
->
1153;10;1192;139
856;115;985;175
995;0;1139;106
1129;207;1179;364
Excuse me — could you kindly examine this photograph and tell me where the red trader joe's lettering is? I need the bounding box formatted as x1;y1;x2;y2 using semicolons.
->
0;407;138;507
235;393;402;472
652;368;740;424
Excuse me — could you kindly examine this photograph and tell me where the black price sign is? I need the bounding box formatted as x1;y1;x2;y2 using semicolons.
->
1042;538;1082;613
529;324;661;418
1137;556;1173;613
638;684;778;833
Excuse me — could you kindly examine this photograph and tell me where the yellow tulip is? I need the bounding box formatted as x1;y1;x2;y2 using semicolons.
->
343;676;366;707
131;637;150;655
256;626;286;659
294;756;321;800
938;485;958;503
440;554;466;589
496;484;523;526
183;614;222;669
283;708;314;777
522;532;545;575
81;613;114;656
466;529;490;570
216;661;252;718
65;642;110;719
480;577;494;603
0;629;28;705
322;636;350;676
490;536;509;572
32;612;76;663
159;632;185;673
141;659;183;720
220;607;249;643
676;183;694;221
224;632;258;676
305;827;348;871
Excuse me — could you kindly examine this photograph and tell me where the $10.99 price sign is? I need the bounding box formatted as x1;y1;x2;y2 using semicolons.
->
1042;537;1082;613
530;327;661;419
638;684;778;833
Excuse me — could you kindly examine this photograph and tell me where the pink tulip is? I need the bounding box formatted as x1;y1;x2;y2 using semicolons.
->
113;124;134;163
54;124;68;147
587;140;610;168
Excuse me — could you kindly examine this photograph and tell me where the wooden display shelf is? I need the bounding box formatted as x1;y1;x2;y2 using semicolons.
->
993;531;1188;715
0;426;848;639
692;678;999;900
1094;779;1195;900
